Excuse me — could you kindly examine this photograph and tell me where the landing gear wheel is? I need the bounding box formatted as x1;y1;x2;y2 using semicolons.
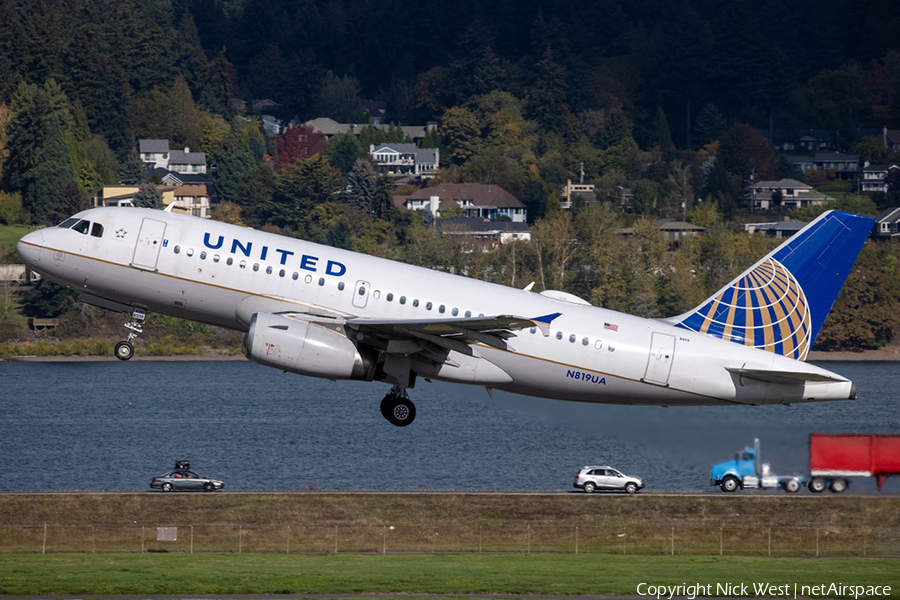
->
625;482;639;494
720;476;739;492
830;478;848;493
380;388;416;427
115;341;134;361
387;397;416;427
161;482;173;492
808;477;827;493
582;482;596;493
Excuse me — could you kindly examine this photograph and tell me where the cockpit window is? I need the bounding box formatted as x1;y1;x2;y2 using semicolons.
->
58;218;80;229
90;223;104;238
71;220;90;235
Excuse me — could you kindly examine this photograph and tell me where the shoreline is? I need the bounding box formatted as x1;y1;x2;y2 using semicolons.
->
3;348;900;362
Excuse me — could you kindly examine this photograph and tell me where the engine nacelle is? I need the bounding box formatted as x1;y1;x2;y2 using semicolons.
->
242;312;377;381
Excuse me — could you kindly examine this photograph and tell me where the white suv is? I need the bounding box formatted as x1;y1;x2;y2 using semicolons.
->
574;465;644;494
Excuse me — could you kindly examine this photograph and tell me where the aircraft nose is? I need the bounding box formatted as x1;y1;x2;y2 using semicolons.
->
16;230;45;267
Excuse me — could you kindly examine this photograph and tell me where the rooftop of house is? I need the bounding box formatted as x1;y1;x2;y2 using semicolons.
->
404;183;525;208
139;139;170;153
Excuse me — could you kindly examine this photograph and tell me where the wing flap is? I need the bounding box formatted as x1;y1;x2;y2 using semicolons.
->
725;367;847;385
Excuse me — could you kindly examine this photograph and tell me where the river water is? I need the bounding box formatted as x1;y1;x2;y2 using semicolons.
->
0;359;897;492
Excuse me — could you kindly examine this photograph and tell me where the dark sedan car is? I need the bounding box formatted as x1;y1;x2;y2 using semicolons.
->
150;469;224;492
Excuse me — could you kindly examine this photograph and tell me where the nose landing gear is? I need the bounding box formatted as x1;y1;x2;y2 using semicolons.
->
380;387;416;427
114;308;146;361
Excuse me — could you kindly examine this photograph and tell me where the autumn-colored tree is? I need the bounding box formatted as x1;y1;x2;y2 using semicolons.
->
275;124;326;171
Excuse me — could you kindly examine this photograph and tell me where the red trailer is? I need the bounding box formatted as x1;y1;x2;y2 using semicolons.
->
809;434;900;492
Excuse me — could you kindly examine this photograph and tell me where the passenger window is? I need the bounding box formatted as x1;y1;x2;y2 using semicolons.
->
239;260;246;269
200;251;207;260
399;296;406;304
413;299;419;307
452;308;458;316
279;269;285;277
582;337;589;346
187;248;194;257
595;340;603;349
213;254;220;263
530;327;537;334
338;281;344;290
305;274;312;283
569;334;576;343
174;245;181;254
266;266;273;275
465;310;471;318
439;305;445;313
387;293;393;302
426;302;433;310
252;263;259;272
292;272;299;280
90;223;104;238
373;290;381;299
226;257;233;265
318;278;325;286
556;331;563;340
72;220;90;234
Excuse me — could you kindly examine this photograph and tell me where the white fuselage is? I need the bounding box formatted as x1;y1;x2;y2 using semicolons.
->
17;207;855;406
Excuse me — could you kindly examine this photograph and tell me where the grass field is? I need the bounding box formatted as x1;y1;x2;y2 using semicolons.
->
1;493;898;596
0;553;897;596
0;223;31;253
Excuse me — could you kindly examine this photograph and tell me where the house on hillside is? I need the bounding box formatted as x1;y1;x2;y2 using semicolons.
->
744;218;807;239
139;139;207;175
749;179;832;211
435;217;531;249
614;220;706;248
395;183;527;222
874;207;900;239
861;164;900;193
304;118;435;146
560;180;596;209
89;184;212;218
369;143;438;177
813;153;859;180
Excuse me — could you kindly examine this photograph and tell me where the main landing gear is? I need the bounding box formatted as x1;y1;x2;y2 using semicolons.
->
380;386;416;427
114;308;146;361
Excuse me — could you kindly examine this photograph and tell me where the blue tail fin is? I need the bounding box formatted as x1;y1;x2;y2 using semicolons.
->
669;211;874;360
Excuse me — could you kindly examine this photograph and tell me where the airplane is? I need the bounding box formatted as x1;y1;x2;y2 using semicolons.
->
17;206;874;426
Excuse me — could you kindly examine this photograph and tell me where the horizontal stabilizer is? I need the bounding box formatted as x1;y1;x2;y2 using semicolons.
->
725;367;847;385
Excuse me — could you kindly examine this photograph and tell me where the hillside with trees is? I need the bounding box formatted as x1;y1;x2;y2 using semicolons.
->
1;0;899;354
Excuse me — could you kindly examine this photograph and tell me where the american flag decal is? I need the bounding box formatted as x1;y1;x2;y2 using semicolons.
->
604;322;618;332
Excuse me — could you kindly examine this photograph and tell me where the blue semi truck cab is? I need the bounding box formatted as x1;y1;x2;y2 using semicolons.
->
710;438;805;493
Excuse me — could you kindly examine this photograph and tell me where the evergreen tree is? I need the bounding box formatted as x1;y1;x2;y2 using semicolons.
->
344;158;377;211
25;115;77;224
327;133;362;174
48;180;87;223
119;149;145;185
133;182;164;209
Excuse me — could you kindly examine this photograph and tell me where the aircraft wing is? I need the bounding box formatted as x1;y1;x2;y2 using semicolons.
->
344;312;560;352
725;367;847;385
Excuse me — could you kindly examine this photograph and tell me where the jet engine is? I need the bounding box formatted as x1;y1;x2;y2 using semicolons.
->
241;312;377;381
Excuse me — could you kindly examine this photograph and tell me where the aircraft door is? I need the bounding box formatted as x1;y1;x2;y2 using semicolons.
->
352;280;370;309
131;218;167;271
642;332;675;386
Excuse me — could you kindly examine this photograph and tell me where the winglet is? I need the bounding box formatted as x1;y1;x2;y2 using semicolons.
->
531;312;561;336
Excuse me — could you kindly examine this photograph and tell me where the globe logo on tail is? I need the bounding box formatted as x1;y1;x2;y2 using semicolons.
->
676;258;812;360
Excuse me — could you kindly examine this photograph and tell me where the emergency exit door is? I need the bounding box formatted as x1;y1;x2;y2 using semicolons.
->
643;332;675;386
131;218;167;271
